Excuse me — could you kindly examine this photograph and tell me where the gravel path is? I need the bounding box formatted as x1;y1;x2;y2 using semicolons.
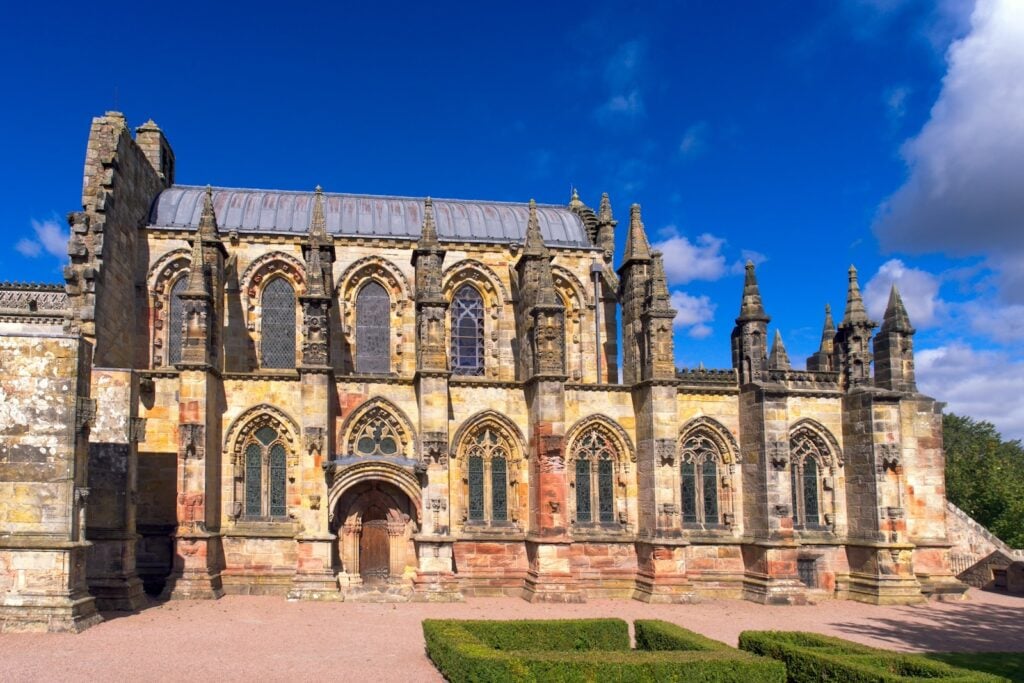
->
0;588;1020;682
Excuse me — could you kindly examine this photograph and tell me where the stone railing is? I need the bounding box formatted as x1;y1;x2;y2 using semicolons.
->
0;281;68;320
675;367;736;387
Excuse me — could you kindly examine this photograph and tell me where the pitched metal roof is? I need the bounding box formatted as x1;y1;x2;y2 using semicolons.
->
149;185;593;248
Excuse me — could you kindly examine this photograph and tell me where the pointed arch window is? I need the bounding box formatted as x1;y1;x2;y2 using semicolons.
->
167;276;187;365
571;428;619;525
679;431;724;526
790;433;826;529
356;281;391;374
463;426;512;525
243;426;288;519
261;278;296;369
451;284;484;376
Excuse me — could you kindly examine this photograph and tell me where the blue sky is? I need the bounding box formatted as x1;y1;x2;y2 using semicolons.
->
2;1;1023;438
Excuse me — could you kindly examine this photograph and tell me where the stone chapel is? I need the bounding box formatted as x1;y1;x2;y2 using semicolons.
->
0;112;967;632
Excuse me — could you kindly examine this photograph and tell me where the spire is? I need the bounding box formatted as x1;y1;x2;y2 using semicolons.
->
420;196;439;247
820;303;836;351
523;199;547;255
768;329;791;370
842;265;870;325
622;203;652;264
648;250;672;308
881;284;914;334
197;185;219;240
736;260;769;322
305;237;326;298
308;185;328;243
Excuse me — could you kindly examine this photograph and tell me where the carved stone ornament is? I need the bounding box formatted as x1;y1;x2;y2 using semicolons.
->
129;417;147;443
878;443;902;472
774;504;790;517
301;300;330;367
767;440;789;470
655;438;675;467
539;434;564;473
304;427;325;458
228;501;242;520
308;494;321;510
180;423;205;460
659;503;678;516
75;397;97;433
430;497;447;512
422;431;448;466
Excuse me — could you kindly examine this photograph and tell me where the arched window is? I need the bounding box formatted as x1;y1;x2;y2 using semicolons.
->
451;284;484;376
790;433;825;528
679;431;724;526
356;282;390;374
261;278;296;369
167;276;187;365
464;426;511;525
243;426;288;519
571;428;618;525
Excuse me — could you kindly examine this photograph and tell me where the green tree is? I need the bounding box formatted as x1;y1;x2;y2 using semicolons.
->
943;413;1024;548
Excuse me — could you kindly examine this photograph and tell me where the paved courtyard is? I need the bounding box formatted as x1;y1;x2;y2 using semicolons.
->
0;588;1020;681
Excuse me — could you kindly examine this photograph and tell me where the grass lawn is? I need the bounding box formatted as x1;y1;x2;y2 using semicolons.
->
927;653;1024;682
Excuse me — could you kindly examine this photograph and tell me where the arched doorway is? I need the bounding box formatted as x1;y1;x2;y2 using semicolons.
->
332;480;417;585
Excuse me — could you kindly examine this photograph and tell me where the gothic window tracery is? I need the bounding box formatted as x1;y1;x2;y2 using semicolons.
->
570;427;620;525
352;414;401;457
167;276;187;365
356;281;391;374
461;425;514;526
790;431;828;529
451;285;484;376
679;430;726;526
261;277;296;369
243;426;288;519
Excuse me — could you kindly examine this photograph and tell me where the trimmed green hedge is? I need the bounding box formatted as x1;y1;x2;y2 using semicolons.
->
423;619;786;682
738;631;1009;682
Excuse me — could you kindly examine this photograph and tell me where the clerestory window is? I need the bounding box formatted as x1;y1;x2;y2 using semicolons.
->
355;281;391;374
167;276;187;365
261;278;296;369
451;284;484;376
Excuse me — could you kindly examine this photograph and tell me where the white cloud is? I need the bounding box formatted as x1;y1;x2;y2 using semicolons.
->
884;85;911;121
679;122;709;158
863;258;944;326
729;250;768;275
15;219;68;261
594;41;647;127
652;230;727;284
873;0;1024;303
670;290;716;338
960;300;1024;343
917;342;1024;440
595;90;645;121
15;239;41;258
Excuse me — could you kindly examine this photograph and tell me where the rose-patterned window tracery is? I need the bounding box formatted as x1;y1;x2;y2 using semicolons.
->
352;415;402;457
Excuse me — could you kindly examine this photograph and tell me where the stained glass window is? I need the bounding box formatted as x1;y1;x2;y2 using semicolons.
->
679;428;727;527
468;455;484;522
245;443;262;517
269;444;287;517
790;431;828;529
575;457;591;523
491;456;507;522
803;456;819;525
167;277;186;365
681;462;697;523
598;458;614;523
356;282;390;374
261;278;296;369
452;285;484;376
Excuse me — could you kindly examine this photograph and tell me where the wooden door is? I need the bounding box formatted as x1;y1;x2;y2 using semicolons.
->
359;520;390;582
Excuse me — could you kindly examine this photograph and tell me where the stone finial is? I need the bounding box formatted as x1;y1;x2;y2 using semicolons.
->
523;198;547;254
881;284;914;334
183;229;208;297
842;265;871;325
197;185;219;241
136;118;161;133
648;250;672;309
622;203;652;264
768;329;791;370
305;235;327;298
569;187;584;210
420;196;439;247
736;260;769;323
308;185;329;242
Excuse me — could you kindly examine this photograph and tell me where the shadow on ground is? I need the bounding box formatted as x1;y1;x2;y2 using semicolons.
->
832;593;1024;653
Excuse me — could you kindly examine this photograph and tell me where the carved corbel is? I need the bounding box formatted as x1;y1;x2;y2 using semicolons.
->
767;440;789;470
